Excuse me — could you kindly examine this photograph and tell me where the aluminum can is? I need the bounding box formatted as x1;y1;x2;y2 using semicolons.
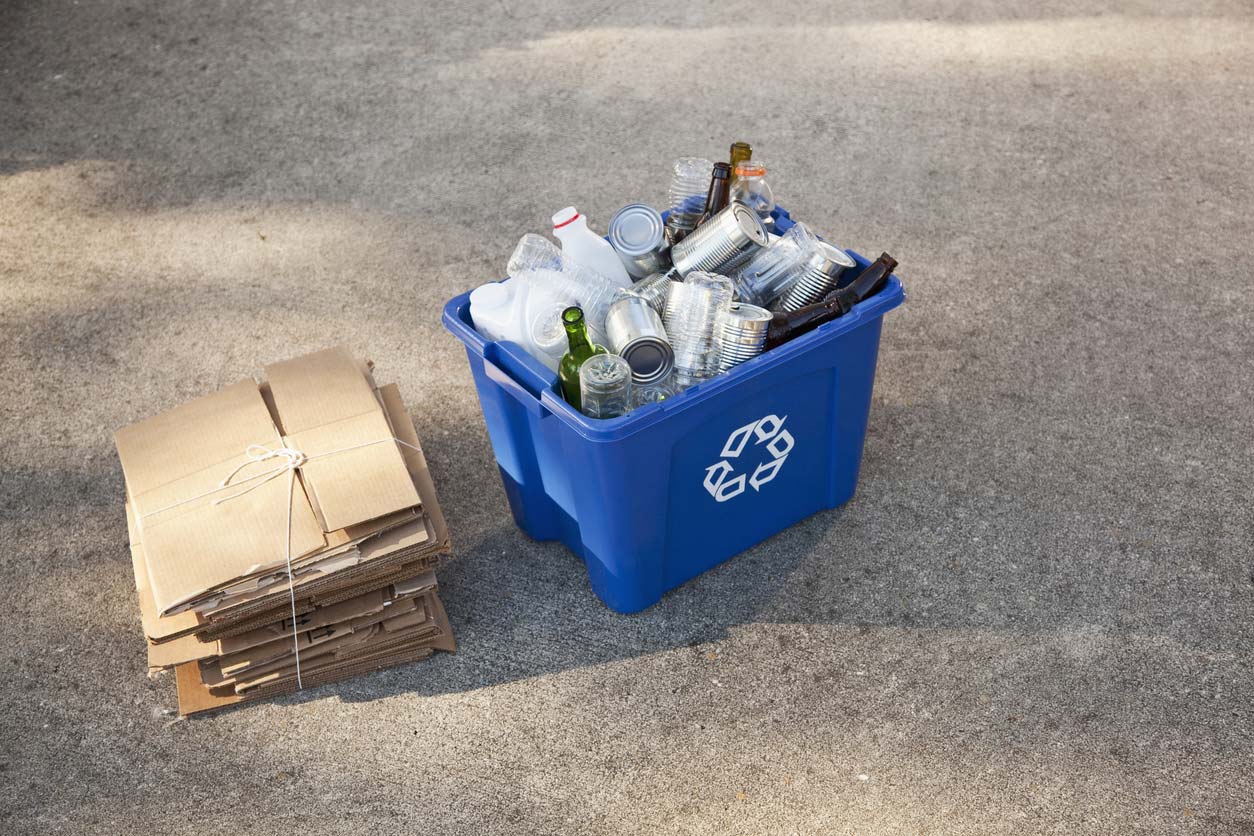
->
605;295;675;385
608;204;671;279
671;201;770;277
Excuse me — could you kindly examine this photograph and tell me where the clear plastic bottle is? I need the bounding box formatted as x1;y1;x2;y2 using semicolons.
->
664;157;714;244
663;271;733;389
730;160;775;229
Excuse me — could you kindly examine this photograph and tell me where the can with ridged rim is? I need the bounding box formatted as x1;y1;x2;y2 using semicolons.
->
717;302;773;371
776;241;857;312
671;201;770;277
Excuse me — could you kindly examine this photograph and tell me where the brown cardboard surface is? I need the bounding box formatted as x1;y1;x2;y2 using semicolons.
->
117;347;456;718
265;347;420;531
210;596;428;682
126;374;449;644
195;553;441;641
378;384;449;549
115;347;426;616
127;502;201;643
117;382;326;616
229;612;446;695
175;645;435;717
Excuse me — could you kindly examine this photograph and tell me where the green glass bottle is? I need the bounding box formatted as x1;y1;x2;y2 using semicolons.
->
558;306;607;410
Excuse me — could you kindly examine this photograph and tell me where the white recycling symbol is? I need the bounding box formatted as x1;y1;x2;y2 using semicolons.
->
703;414;794;503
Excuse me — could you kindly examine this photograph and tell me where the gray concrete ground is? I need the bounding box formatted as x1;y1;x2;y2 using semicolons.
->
2;1;1252;833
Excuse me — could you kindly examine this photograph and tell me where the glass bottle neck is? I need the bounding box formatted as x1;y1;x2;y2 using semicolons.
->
564;319;592;352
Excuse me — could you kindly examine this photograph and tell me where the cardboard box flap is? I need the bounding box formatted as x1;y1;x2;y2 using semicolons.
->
139;472;327;615
115;380;273;499
116;376;329;616
266;347;419;531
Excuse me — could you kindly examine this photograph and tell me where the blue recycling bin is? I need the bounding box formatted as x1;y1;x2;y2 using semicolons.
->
442;208;905;613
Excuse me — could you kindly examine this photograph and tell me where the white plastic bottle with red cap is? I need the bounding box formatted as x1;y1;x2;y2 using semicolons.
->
551;207;633;290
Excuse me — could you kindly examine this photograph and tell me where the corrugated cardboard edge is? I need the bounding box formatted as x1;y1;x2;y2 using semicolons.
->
174;588;454;717
377;383;450;551
149;572;439;671
197;552;441;641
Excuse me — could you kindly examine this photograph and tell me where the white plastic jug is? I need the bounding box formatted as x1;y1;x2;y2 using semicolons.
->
468;275;573;372
468;281;518;344
551;207;632;290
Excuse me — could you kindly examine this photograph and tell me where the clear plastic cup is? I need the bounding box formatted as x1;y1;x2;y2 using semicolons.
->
664;157;714;243
663;271;733;389
630;370;676;408
579;353;634;419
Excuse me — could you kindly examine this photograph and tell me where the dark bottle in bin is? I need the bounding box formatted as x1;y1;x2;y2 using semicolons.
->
697;162;732;228
763;253;898;350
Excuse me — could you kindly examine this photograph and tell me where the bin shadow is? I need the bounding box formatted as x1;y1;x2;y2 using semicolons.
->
335;505;857;702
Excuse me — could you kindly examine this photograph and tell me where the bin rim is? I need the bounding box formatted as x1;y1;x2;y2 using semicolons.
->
442;267;904;444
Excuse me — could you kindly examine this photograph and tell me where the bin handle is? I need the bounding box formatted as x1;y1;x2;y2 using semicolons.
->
483;340;556;418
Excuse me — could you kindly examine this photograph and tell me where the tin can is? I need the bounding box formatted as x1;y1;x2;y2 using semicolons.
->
717;303;773;371
608;204;671;279
605;295;675;385
670;201;770;277
627;270;674;318
776;241;857;312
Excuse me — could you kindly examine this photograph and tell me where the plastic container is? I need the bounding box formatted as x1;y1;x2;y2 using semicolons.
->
552;207;633;289
442;206;905;613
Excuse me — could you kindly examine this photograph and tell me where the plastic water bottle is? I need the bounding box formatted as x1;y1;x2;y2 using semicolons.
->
551;207;632;290
664;157;714;244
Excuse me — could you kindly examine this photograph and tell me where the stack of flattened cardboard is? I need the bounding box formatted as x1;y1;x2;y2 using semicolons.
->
115;346;454;716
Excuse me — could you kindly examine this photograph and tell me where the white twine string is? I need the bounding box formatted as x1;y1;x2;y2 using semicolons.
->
140;437;423;690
